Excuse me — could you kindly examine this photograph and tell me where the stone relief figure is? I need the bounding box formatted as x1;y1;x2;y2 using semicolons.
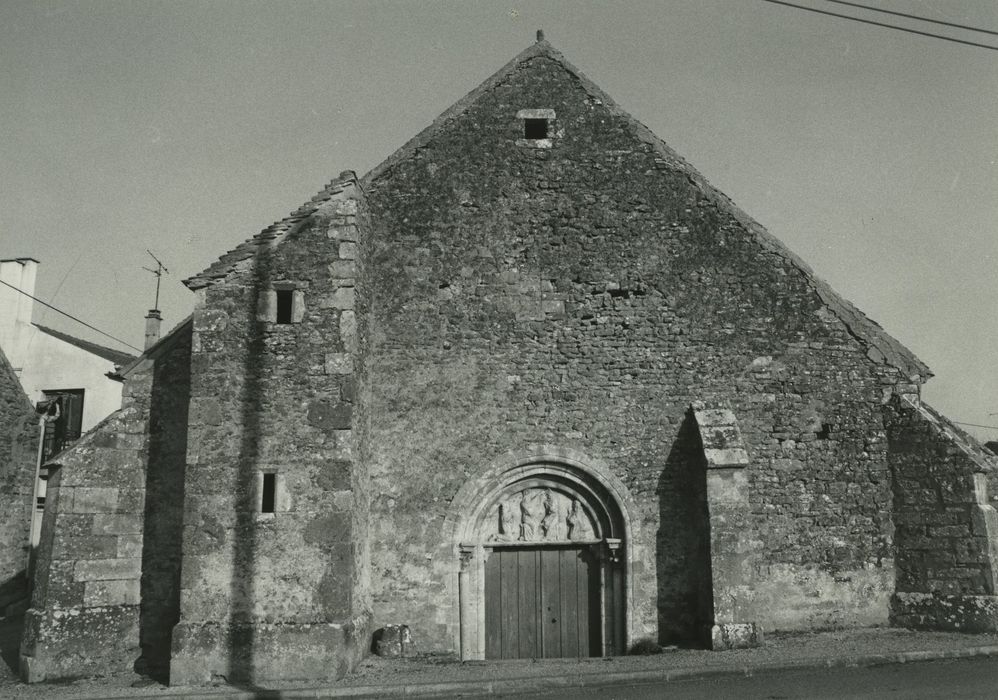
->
519;489;545;541
567;498;595;541
541;489;558;540
497;496;519;541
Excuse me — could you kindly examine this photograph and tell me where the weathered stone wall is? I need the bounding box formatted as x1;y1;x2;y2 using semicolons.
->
171;179;370;685
0;346;36;606
137;324;191;680
17;323;192;683
886;397;998;631
362;53;907;652
20;399;148;681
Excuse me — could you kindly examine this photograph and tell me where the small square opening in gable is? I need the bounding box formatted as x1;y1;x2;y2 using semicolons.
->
523;118;548;139
276;289;294;324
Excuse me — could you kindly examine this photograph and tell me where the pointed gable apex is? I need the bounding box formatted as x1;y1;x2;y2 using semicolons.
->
362;36;929;380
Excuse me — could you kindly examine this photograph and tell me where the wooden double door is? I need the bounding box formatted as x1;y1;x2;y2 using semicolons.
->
484;545;601;659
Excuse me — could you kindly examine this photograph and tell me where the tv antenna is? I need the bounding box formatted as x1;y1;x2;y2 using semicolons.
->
142;250;170;311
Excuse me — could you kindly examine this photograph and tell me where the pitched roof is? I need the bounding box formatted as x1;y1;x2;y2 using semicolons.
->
113;315;193;379
184;37;930;380
34;324;136;368
183;171;359;290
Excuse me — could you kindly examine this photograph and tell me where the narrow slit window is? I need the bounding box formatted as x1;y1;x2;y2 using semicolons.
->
261;473;276;513
524;118;548;139
275;289;294;324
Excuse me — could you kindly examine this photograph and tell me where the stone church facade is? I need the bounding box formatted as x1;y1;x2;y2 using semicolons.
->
18;37;998;685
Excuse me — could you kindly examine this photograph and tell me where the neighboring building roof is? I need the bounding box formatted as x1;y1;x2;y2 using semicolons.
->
113;315;193;379
183;171;358;291
181;37;930;380
34;324;136;368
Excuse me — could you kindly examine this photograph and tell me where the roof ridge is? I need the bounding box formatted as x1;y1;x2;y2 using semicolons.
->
184;170;358;290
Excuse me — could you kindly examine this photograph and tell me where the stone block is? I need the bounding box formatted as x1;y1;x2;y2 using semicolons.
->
339;241;357;259
374;624;415;658
704;448;750;467
83;579;141;607
329;260;356;278
710;622;762;650
322;287;355;310
68;487;119;514
74;557;141;582
92;514;143;536
696;409;737;427
325;353;354;375
706;469;749;506
52;536;118;561
307;401;353;431
117;534;143;558
541;299;565;316
340;310;357;351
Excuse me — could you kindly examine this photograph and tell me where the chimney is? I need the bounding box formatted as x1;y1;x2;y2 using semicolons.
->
144;309;162;350
0;258;39;369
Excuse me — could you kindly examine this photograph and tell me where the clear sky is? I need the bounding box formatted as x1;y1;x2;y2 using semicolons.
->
2;1;996;439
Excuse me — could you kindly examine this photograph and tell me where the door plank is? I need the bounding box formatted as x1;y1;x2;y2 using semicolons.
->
540;549;562;657
559;548;580;657
484;550;501;659
517;548;540;658
501;549;519;659
577;547;591;657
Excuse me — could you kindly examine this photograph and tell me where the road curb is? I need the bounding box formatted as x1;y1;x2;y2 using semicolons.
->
96;644;998;699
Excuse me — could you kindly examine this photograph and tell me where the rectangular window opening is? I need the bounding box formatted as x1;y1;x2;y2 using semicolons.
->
261;473;277;513
524;118;548;139
275;289;294;324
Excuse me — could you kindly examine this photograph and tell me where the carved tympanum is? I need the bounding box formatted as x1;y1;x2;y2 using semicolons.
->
488;487;597;542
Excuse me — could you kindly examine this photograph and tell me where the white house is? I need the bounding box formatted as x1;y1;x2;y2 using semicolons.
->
0;257;137;544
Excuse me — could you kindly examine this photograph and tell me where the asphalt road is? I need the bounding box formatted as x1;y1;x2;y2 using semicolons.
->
479;657;998;699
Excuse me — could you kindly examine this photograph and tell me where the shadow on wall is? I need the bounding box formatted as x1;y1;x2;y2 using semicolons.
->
136;329;192;683
655;409;712;647
226;250;269;688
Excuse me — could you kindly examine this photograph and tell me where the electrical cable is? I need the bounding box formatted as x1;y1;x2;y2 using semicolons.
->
0;278;142;352
951;420;998;431
760;0;998;51
825;0;998;37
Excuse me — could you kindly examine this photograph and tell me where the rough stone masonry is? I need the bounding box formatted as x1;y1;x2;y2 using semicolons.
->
13;36;998;686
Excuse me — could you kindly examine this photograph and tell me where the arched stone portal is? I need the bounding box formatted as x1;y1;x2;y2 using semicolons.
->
449;446;632;660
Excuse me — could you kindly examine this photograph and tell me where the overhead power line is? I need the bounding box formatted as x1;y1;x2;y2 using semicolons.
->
0;278;142;352
760;0;998;51
825;0;998;37
952;420;998;431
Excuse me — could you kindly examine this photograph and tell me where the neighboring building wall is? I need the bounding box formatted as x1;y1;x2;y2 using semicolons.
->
171;177;370;685
361;50;914;652
886;397;998;631
14;328;125;434
0;346;37;604
1;258;128;435
18;324;191;683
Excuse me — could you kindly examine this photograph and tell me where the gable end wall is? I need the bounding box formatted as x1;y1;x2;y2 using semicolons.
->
362;54;910;650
